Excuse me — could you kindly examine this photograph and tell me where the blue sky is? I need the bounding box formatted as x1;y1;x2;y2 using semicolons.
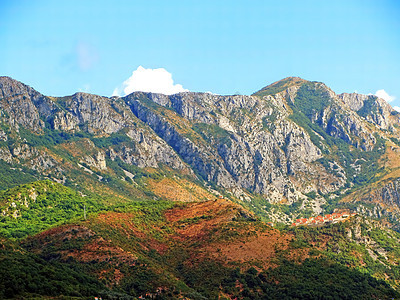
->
1;0;399;106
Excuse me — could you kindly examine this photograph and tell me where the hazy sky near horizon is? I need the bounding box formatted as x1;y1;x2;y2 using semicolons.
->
1;1;399;106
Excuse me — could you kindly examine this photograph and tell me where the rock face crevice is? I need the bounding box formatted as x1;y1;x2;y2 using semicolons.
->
125;96;237;190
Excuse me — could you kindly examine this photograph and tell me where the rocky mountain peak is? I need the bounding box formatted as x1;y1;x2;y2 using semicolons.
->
252;76;308;98
338;92;400;130
0;76;38;99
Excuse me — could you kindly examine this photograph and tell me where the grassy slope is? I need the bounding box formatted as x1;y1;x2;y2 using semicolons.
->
0;180;107;239
252;77;307;97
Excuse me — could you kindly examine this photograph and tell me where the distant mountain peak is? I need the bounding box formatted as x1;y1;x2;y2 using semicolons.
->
0;76;29;88
0;76;40;99
252;77;308;97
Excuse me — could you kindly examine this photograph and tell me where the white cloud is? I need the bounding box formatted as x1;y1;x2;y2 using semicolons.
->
113;66;188;96
394;106;400;112
375;89;396;103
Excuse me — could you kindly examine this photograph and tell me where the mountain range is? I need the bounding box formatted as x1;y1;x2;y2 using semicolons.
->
1;76;400;299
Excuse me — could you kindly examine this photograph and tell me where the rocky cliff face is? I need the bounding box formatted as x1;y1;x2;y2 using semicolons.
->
339;92;399;131
0;77;190;173
126;89;336;203
347;177;400;229
1;76;400;225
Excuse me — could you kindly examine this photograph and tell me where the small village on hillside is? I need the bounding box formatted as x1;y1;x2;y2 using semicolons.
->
292;212;357;227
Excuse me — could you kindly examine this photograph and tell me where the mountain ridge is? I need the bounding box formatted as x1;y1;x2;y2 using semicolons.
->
1;75;400;227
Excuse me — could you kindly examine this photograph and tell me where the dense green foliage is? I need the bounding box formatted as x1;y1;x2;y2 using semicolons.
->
356;97;379;118
389;136;400;147
294;82;332;118
175;256;399;300
287;220;400;291
289;111;326;150
92;132;132;148
0;241;104;299
237;259;396;300
0;160;39;190
19;125;91;148
262;111;279;131
192;123;232;147
19;123;133;154
0;180;106;239
2;244;398;300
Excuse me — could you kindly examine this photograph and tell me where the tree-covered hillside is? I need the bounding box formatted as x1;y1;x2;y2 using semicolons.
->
1;187;400;299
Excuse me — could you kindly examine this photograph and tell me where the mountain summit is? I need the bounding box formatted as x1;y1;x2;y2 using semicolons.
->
252;76;308;97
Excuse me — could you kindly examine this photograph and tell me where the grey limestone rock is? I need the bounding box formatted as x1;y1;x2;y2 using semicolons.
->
1;76;400;218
